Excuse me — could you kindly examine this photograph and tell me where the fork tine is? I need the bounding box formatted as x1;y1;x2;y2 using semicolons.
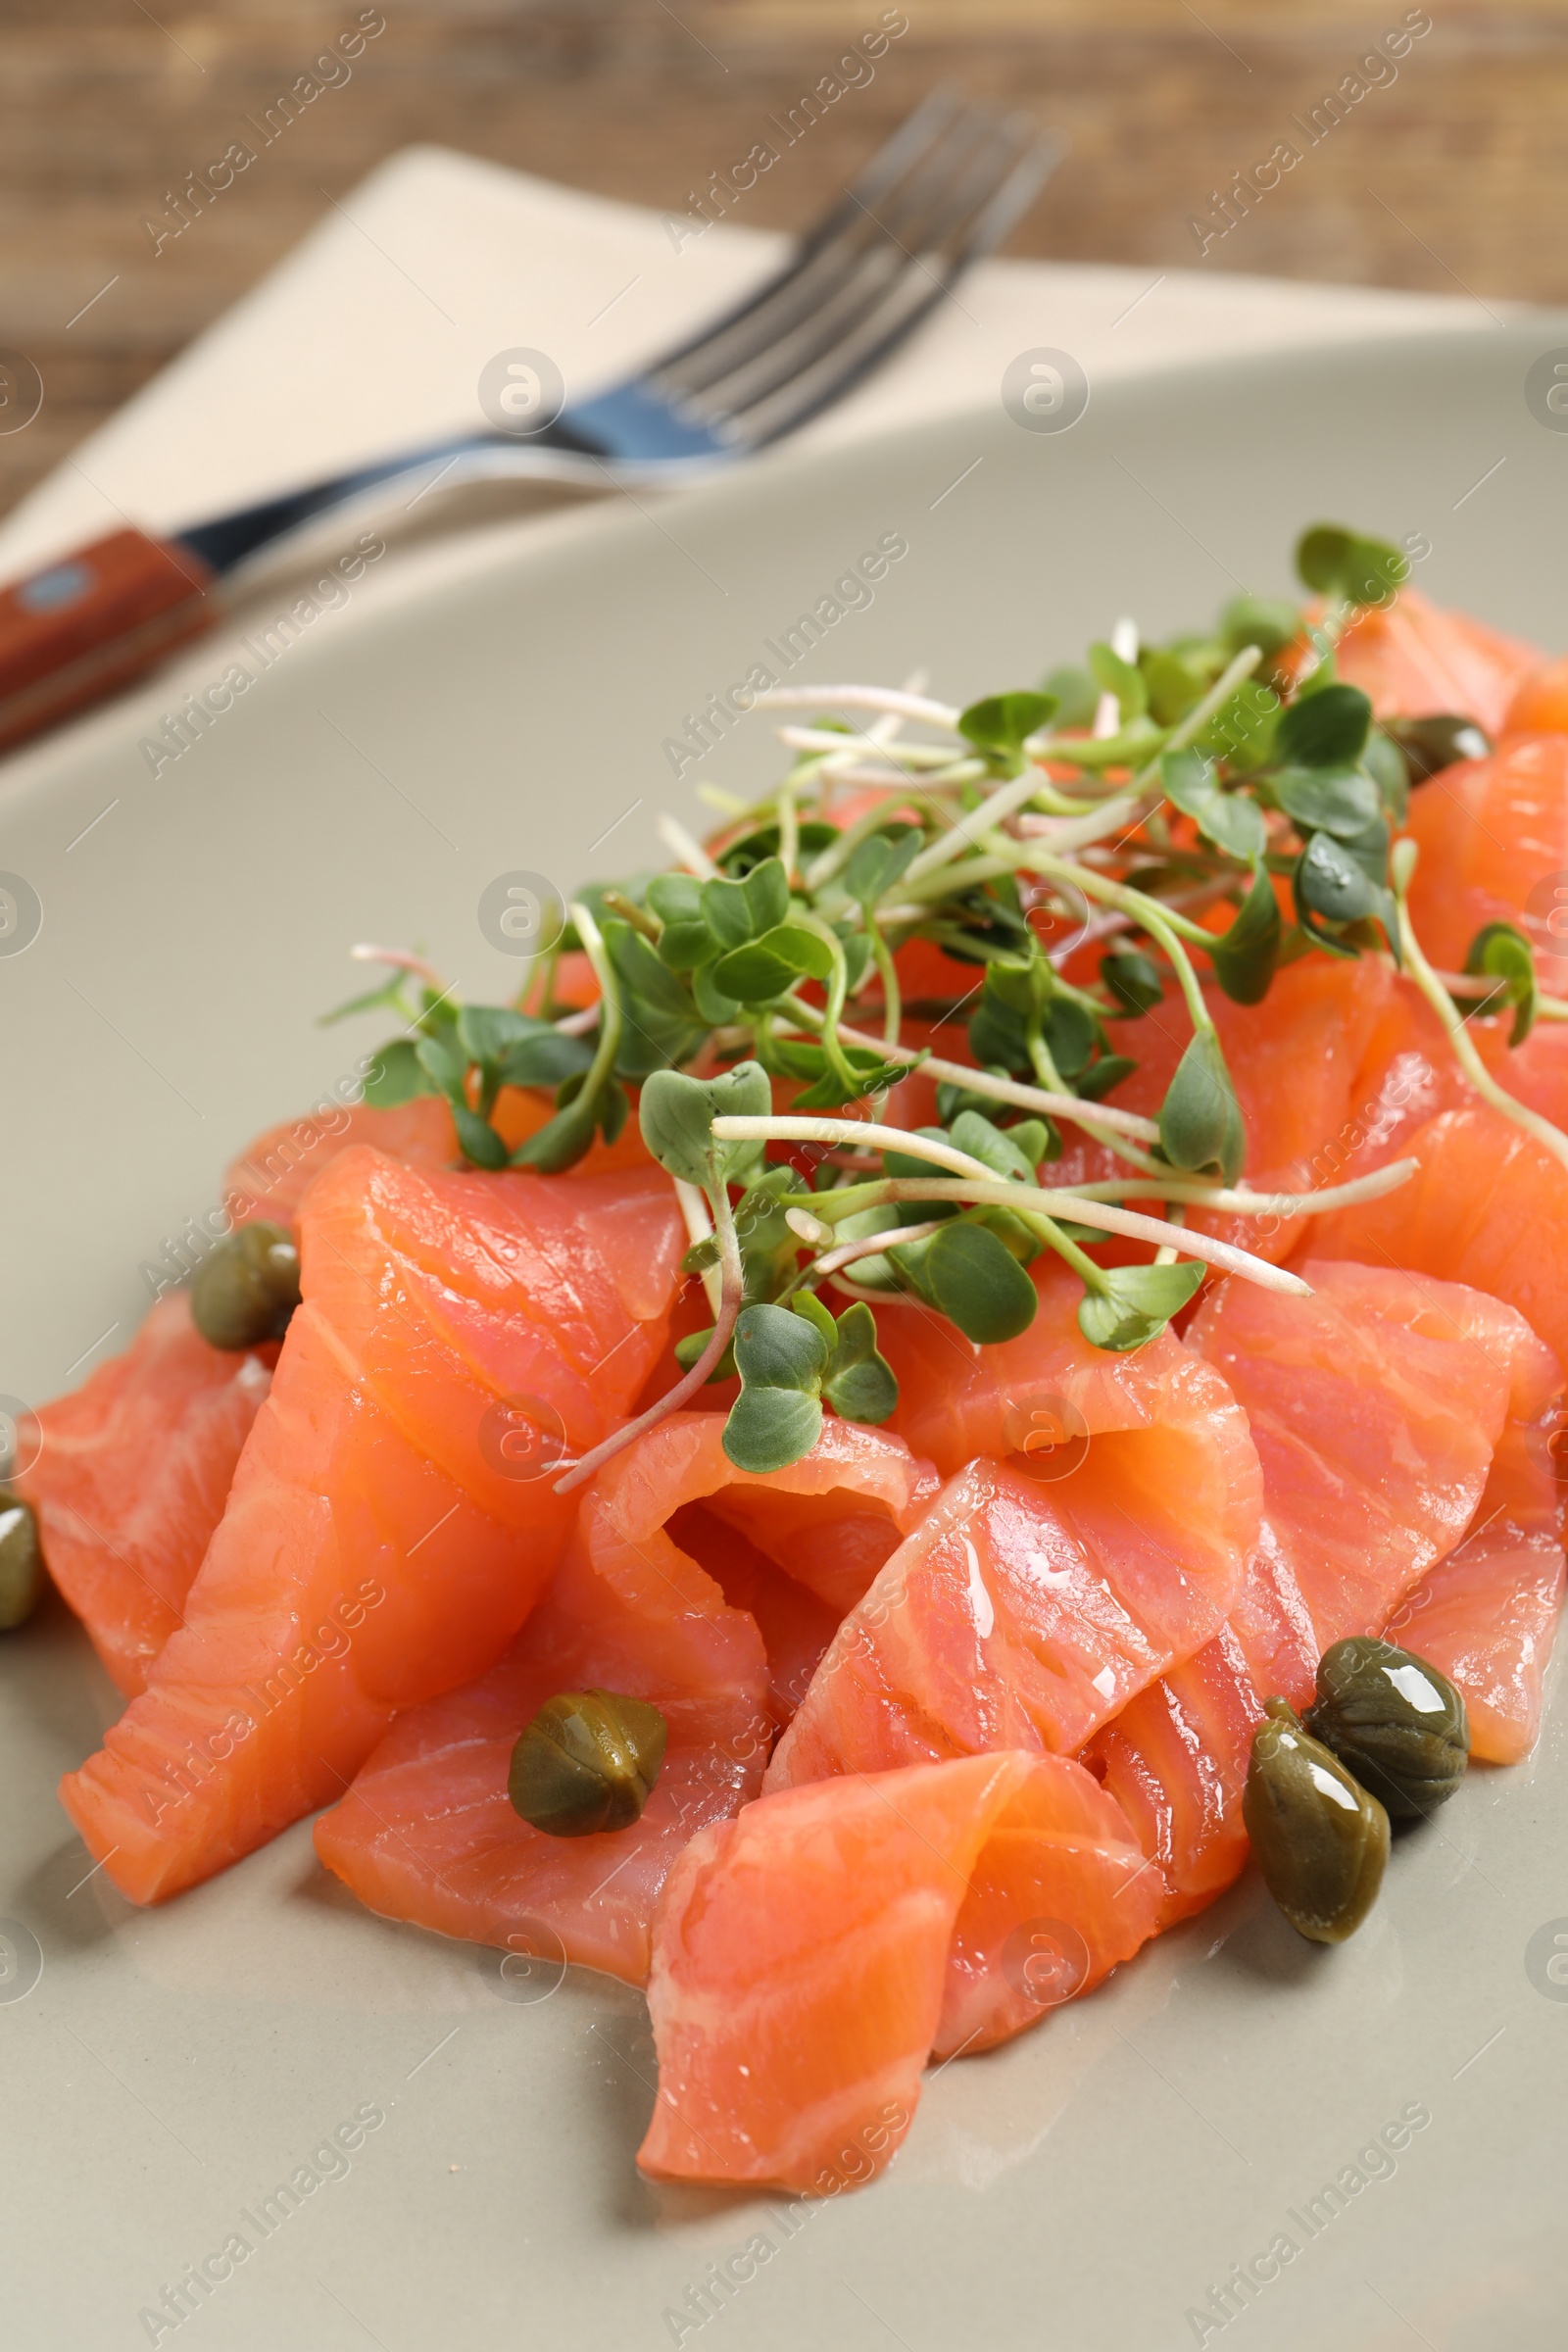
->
670;113;1030;420
715;127;1062;449
659;101;1026;408
672;116;1056;443
652;89;969;390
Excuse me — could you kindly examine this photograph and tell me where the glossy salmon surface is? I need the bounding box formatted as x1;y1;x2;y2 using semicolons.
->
1091;1261;1558;1924
15;1296;272;1696
1334;584;1541;736
60;1152;684;1903
314;1413;935;1980
768;1275;1262;1789
638;1751;1158;2190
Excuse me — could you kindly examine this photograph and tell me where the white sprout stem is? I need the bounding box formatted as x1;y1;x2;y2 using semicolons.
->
751;684;961;729
1011;791;1145;859
351;943;446;989
658;811;720;880
715;1115;1020;1187
829;1270;923;1307
694;782;751;816
1438;970;1568;1020
554;1004;599;1037
802;760;968;796
1393;842;1568;1175
804;1218;949;1285
1058;1158;1418;1216
672;1177;723;1316
775;726;966;768
901;767;1073;885
709;1117;1311;1296
814;1014;1162;1141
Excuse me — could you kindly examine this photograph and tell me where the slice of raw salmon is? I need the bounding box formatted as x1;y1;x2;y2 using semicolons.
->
767;1263;1261;1788
637;1751;1159;2190
315;1498;769;1987
1313;1103;1568;1375
1087;1629;1259;1930
14;1296;273;1696
1333;584;1541;736
1384;1381;1565;1765
313;1412;934;1979
1187;1259;1520;1704
226;1086;650;1229
1400;733;1568;999
1504;654;1568;734
1297;969;1568;1213
1091;1259;1555;1923
59;1151;684;1903
1044;955;1393;1267
666;1503;842;1730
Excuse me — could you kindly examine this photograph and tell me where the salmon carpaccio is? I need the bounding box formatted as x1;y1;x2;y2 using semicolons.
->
766;1263;1262;1788
59;1149;684;1904
1400;732;1568;1001
226;1088;652;1229
15;1296;273;1697
638;1751;1160;2191
1089;1260;1561;1927
314;1413;936;1982
1045;955;1394;1267
1332;583;1541;737
1249;968;1568;1371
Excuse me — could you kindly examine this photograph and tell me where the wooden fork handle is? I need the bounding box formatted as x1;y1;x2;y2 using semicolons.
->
0;529;218;754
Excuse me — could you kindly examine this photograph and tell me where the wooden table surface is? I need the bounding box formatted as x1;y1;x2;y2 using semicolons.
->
3;0;1566;528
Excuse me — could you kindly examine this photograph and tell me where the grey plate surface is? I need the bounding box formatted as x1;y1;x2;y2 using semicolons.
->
4;322;1568;2352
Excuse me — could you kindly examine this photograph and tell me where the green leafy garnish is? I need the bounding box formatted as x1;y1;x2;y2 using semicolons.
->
1463;920;1539;1047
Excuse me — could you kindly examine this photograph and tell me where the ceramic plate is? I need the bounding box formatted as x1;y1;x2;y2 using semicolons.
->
5;320;1568;2352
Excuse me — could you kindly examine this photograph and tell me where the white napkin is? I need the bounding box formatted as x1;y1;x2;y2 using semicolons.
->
0;143;1488;580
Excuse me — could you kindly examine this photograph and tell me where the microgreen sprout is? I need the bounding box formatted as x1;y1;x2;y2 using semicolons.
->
333;521;1568;1482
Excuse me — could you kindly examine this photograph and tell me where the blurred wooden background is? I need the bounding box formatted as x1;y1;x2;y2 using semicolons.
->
3;0;1567;520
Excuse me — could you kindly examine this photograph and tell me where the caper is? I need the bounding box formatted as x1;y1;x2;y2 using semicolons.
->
0;1494;43;1631
190;1222;301;1350
1383;714;1491;782
1304;1636;1468;1820
1243;1697;1389;1943
508;1689;667;1838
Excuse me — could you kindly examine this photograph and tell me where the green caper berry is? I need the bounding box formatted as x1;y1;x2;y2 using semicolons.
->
1383;714;1491;783
509;1689;668;1838
0;1494;44;1631
1305;1637;1468;1820
190;1223;302;1350
1243;1696;1390;1944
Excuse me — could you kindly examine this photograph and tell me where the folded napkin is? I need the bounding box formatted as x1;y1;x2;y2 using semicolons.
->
0;143;1483;583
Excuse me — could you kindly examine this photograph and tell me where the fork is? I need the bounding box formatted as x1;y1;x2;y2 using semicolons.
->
0;93;1058;755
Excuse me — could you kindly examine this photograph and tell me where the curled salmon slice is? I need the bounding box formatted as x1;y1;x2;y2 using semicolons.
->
1333;583;1541;737
1188;1259;1523;1704
768;1274;1260;1787
314;1412;932;1980
59;1151;683;1904
315;1480;769;1986
15;1295;273;1697
1314;1102;1568;1376
1041;957;1394;1268
225;1088;652;1230
1385;1368;1565;1764
637;1751;1158;2191
1400;732;1568;1001
1092;1260;1558;1924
